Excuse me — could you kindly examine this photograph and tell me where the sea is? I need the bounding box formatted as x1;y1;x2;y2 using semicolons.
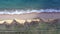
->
0;0;60;14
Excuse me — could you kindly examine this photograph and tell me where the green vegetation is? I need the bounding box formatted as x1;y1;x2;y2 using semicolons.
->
0;19;60;34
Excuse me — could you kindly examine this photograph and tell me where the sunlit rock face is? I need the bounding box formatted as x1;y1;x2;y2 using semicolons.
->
0;20;4;24
0;18;40;25
42;19;55;22
4;20;13;24
15;19;26;24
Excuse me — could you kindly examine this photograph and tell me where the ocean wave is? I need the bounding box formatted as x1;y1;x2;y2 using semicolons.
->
0;9;60;14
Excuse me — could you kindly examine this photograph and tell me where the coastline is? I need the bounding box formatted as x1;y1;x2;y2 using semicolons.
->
0;12;60;20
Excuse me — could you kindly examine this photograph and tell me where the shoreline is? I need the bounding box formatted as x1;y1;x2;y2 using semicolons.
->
0;12;60;20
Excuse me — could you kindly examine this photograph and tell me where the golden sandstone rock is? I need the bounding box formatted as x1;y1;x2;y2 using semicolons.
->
0;18;59;25
15;19;25;24
0;18;40;25
0;20;4;24
4;20;13;24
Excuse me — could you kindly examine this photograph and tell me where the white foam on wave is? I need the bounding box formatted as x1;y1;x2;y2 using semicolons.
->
0;9;60;14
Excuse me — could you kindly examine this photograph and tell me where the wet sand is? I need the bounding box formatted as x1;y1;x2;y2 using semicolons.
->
0;12;60;20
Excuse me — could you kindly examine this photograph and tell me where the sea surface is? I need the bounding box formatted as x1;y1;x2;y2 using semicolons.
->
0;0;60;9
0;0;60;14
